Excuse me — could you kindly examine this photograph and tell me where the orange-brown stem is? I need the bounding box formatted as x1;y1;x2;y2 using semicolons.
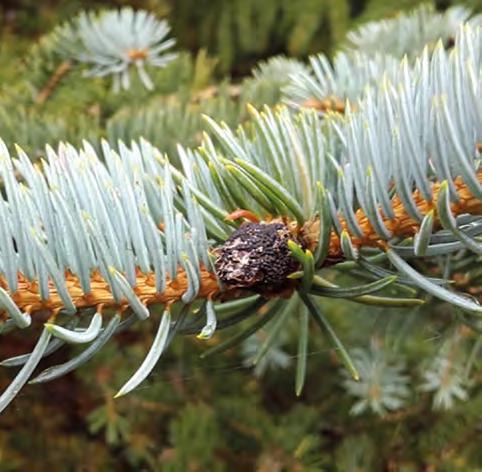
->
327;171;482;257
1;267;220;322
225;209;260;223
127;48;149;61
36;60;73;105
302;96;346;114
1;173;481;321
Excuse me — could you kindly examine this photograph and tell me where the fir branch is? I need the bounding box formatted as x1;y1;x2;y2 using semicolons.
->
0;23;481;413
327;172;482;259
344;3;481;59
283;51;400;111
53;8;178;91
284;3;482;114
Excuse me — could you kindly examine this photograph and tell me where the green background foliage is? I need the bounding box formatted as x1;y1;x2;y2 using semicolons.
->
1;1;482;470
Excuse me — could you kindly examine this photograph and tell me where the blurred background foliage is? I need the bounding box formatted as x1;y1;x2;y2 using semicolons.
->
1;0;482;470
0;0;479;158
3;0;482;65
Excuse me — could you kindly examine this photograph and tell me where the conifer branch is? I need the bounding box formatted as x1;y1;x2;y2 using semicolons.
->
0;23;481;413
52;8;178;91
327;172;482;259
345;3;481;58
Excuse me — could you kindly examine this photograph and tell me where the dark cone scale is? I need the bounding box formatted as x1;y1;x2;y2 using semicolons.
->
214;222;300;292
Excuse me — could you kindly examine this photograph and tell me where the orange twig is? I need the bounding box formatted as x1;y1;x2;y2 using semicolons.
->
1;173;481;320
35;60;72;105
225;209;260;223
327;171;482;257
301;96;347;113
1;267;220;321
